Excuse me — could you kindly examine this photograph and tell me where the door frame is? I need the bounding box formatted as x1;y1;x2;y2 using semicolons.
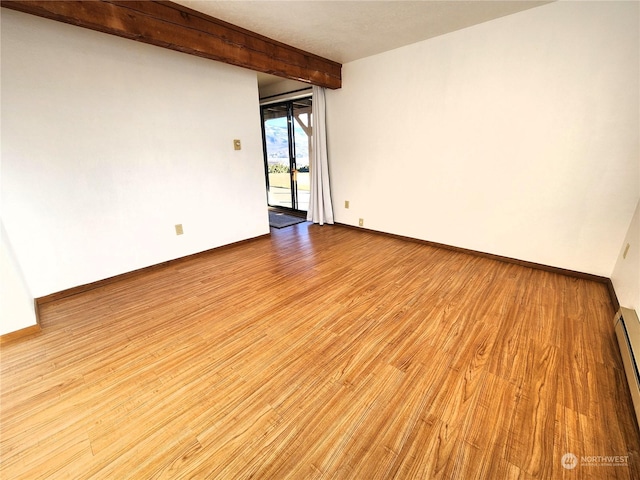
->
260;96;312;212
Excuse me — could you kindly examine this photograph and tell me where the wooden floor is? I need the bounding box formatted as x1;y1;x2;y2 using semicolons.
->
1;223;638;479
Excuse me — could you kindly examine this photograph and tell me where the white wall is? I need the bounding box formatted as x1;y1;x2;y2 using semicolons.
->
1;9;269;319
326;1;639;277
612;199;640;311
1;221;36;336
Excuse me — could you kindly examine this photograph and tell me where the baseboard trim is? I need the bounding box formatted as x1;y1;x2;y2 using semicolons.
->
335;222;612;285
32;224;622;318
0;299;43;345
606;278;621;312
0;323;41;345
36;233;271;307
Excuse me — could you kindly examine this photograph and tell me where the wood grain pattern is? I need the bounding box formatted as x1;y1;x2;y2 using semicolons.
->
1;223;638;478
1;0;342;89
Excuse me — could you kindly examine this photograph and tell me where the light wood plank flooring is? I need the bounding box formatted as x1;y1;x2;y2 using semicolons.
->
1;223;639;479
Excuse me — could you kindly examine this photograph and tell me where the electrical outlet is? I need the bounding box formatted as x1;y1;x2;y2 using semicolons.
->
623;243;631;259
358;218;364;227
345;200;350;209
175;224;184;235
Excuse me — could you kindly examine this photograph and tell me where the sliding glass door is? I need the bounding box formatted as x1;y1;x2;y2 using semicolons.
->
261;97;312;211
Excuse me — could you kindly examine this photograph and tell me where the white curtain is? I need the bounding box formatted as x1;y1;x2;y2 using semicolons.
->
307;86;334;225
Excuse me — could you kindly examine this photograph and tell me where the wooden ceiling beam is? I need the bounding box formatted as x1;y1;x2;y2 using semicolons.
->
1;0;342;89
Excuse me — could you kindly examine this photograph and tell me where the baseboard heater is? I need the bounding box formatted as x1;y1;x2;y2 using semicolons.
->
615;307;640;423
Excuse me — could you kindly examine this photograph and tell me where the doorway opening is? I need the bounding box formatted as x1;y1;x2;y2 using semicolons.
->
260;97;312;212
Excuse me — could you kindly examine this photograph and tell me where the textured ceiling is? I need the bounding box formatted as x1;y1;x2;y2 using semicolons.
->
175;1;552;64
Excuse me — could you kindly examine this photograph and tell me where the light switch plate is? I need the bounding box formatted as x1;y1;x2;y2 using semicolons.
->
233;139;241;150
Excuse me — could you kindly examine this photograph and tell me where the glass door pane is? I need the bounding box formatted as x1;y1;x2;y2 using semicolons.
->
292;98;312;212
263;103;293;209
